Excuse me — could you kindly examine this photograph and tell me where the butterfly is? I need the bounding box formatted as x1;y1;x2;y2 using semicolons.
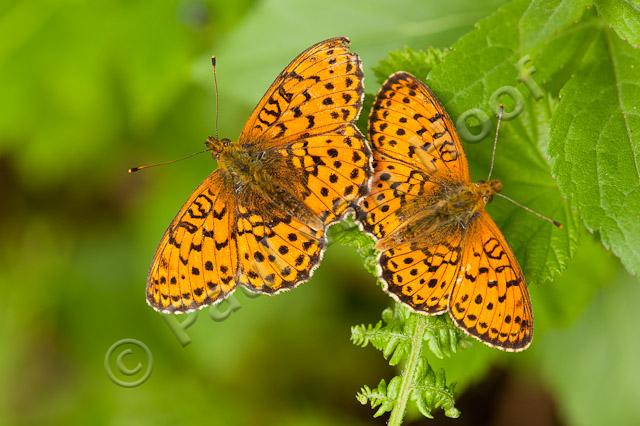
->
146;37;372;313
358;71;533;351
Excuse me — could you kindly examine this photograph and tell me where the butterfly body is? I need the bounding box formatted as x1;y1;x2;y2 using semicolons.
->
207;136;268;185
430;179;503;224
209;137;323;230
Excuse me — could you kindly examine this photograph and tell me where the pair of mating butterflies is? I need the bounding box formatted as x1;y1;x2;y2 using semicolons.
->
144;37;533;351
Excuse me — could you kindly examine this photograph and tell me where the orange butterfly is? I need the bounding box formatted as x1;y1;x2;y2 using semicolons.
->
358;71;535;351
146;37;372;313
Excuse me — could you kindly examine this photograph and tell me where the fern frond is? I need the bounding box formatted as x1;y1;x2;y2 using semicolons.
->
411;360;460;419
356;377;401;418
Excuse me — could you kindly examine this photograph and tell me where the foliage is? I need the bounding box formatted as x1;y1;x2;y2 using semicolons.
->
548;25;640;276
595;0;640;47
356;361;459;420
351;306;470;363
372;47;448;84
350;305;465;424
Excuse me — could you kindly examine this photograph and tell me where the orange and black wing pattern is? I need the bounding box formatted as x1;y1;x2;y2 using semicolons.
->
232;190;326;297
359;71;468;241
240;36;371;225
239;37;364;147
146;37;371;313
146;171;237;312
449;212;533;351
146;171;328;313
378;236;465;315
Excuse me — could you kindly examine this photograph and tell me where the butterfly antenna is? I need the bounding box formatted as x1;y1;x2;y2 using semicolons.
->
487;104;504;181
130;57;222;175
211;56;220;141
128;148;211;173
495;192;563;228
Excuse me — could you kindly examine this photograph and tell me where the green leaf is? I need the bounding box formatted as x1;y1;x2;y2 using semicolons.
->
351;307;412;366
328;218;378;276
595;0;640;47
351;305;470;365
352;307;464;422
411;361;460;419
549;29;640;276
424;0;580;286
356;377;401;417
526;13;601;95
372;47;448;85
519;0;594;51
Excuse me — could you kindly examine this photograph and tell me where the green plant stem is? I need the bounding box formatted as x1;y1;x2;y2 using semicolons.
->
388;315;426;426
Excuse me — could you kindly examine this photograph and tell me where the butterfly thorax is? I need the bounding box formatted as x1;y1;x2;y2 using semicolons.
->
377;179;502;250
207;137;323;229
439;179;503;218
206;137;274;190
214;142;263;184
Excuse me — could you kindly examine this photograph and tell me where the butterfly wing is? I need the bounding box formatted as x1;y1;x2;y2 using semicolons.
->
273;123;371;224
377;235;464;314
146;171;327;313
368;71;469;179
240;36;371;225
449;212;533;351
359;71;469;240
147;171;238;313
148;38;370;312
239;37;364;147
233;188;326;295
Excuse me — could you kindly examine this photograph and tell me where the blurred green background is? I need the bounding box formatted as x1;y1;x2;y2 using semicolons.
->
1;1;639;425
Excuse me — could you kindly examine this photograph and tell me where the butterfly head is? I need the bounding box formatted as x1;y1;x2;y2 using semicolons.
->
205;136;231;157
475;179;503;205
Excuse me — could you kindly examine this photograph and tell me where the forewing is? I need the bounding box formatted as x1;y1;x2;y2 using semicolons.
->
359;71;469;240
275;123;371;225
239;36;364;147
449;212;533;351
368;71;469;180
358;152;435;239
378;234;464;314
147;171;238;313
